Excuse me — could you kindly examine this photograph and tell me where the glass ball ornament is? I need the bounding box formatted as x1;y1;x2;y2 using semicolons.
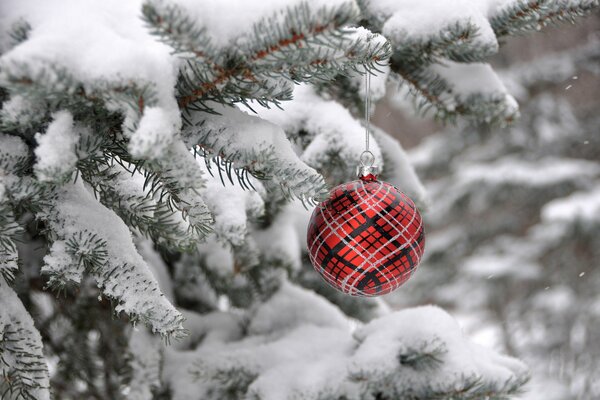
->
306;166;425;297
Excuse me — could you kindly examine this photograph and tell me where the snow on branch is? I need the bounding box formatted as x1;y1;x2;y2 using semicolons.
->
195;161;265;246
0;0;181;160
144;0;389;111
40;180;185;337
163;282;527;400
541;185;600;225
183;104;328;203
84;161;205;251
361;0;515;124
259;85;382;172
0;277;51;400
34;111;80;183
361;0;597;125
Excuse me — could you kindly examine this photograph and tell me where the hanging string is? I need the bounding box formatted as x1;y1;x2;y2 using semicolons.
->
364;71;371;153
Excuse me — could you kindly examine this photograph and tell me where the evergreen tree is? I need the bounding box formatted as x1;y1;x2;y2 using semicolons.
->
0;0;597;399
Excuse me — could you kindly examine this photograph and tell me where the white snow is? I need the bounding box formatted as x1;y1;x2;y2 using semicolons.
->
463;254;541;280
458;157;600;187
197;237;235;277
0;94;46;128
253;211;303;272
163;283;528;400
126;329;162;400
128;106;181;160
42;180;184;336
164;0;356;48
531;286;575;313
377;0;498;52
257;84;384;176
349;28;390;102
196;160;265;246
34;111;79;182
187;103;326;200
0;0;180;157
248;282;349;335
541;186;600;224
351;305;528;390
431;61;518;116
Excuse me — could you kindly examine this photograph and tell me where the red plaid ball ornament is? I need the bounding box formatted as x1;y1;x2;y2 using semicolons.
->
307;168;425;297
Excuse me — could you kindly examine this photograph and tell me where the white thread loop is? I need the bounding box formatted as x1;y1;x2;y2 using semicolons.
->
364;71;371;153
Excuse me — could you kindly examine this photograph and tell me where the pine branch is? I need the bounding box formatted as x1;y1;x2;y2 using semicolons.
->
0;205;22;282
142;0;217;61
7;19;31;48
39;181;186;338
492;0;600;37
0;61;155;128
390;63;518;126
182;105;328;204
0;278;50;400
192;362;258;400
144;0;388;111
392;21;497;67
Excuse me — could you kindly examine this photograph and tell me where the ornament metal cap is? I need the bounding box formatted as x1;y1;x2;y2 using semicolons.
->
356;150;379;180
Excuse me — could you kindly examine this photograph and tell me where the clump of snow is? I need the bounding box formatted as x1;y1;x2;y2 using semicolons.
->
129;106;181;160
347;27;390;102
431;61;518;115
126;329;162;400
253;211;303;272
249;282;349;335
34;111;79;182
257;84;383;176
43;240;85;285
541;186;600;224
162;283;528;400
178;309;245;349
351;305;528;394
164;0;357;48
531;286;575;313
459;157;600;187
376;0;499;52
197;237;235;277
0;94;46;129
463;254;540;280
196;160;264;246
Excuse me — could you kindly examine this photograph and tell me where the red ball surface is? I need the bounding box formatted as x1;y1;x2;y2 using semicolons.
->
307;176;425;297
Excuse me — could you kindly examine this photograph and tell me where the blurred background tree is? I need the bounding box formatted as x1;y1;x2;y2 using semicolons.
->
382;12;600;400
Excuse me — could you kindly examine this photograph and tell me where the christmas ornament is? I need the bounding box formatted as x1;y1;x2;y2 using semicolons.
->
306;73;425;297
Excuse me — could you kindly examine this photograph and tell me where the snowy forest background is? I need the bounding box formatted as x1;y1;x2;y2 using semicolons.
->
381;12;600;399
0;1;598;400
